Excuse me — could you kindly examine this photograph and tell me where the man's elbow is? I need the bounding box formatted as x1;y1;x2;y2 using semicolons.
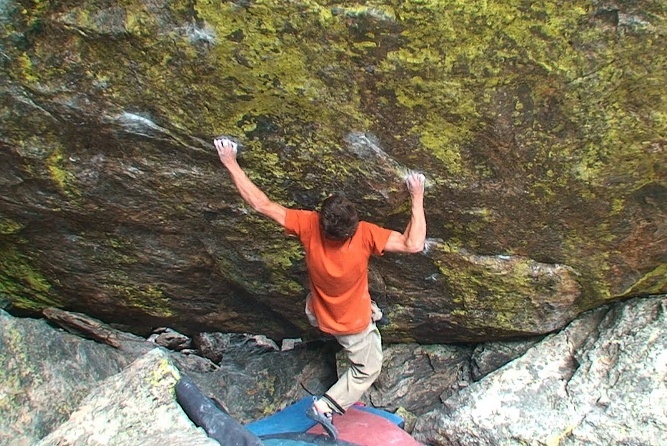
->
405;240;426;254
252;197;272;215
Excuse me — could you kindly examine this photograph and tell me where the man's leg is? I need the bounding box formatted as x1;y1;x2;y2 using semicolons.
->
320;322;383;413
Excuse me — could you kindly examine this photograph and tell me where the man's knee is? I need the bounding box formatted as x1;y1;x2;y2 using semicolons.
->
365;328;383;379
353;350;382;380
348;362;381;384
367;362;382;382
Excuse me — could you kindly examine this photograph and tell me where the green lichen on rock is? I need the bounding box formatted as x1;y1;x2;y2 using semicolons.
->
0;244;60;311
0;0;665;341
46;146;80;198
623;264;667;296
195;0;373;131
0;216;23;235
108;283;174;319
261;243;306;295
431;242;581;335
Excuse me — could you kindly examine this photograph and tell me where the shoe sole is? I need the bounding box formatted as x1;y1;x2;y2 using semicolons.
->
305;405;339;440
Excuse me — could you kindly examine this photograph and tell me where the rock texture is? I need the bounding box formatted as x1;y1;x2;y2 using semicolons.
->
35;349;219;446
412;296;667;446
343;343;474;416
0;0;665;343
1;297;664;445
0;309;132;446
0;308;337;443
187;338;338;424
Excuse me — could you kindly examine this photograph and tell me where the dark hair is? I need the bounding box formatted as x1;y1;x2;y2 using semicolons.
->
319;194;359;241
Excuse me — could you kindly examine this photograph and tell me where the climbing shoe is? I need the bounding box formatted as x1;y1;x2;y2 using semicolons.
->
305;400;338;440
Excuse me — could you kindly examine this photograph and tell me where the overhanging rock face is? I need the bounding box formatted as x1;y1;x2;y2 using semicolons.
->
1;0;665;342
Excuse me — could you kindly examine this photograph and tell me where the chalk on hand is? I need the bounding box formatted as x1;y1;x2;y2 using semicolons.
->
404;171;426;183
215;136;238;154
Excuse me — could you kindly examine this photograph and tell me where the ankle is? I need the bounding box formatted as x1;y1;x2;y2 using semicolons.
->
314;398;333;415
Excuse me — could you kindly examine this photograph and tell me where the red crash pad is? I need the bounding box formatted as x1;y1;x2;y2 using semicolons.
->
307;406;422;446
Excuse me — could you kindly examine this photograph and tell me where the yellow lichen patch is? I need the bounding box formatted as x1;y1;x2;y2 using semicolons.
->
418;116;465;175
46;147;80;198
124;6;158;37
622;264;667;296
546;424;576;446
146;355;180;392
0;217;23;235
15;53;40;84
0;245;59;311
109;284;174;318
194;0;373;132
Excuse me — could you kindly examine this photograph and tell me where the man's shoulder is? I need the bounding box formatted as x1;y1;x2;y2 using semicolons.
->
286;208;318;219
284;209;319;234
358;221;394;248
358;220;387;231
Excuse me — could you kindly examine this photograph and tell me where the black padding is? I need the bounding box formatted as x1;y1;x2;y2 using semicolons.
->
175;375;263;446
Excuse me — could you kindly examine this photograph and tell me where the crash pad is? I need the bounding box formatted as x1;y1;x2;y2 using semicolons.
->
176;376;420;446
306;406;422;446
175;375;263;446
260;433;359;445
350;403;405;428
246;397;316;437
245;397;405;437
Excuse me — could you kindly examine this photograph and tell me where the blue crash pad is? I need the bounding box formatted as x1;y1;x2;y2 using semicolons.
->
246;397;404;437
246;397;316;437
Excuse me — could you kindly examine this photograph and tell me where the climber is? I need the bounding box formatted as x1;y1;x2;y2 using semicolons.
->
214;137;426;439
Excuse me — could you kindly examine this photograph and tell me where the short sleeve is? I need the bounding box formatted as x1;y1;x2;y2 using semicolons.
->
284;209;315;237
360;221;393;255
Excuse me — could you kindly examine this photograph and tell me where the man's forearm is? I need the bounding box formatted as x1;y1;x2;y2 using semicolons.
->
215;137;286;226
384;173;427;253
224;161;273;214
403;196;426;252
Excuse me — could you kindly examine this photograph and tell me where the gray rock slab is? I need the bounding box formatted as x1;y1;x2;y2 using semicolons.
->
190;340;338;423
35;349;219;446
0;310;133;446
413;297;667;446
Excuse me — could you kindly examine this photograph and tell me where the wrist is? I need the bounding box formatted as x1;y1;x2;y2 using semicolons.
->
223;159;240;169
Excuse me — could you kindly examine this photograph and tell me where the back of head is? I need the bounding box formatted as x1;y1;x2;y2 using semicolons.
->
319;194;359;241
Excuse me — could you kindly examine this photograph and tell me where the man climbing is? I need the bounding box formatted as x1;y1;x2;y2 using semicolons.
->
214;137;426;440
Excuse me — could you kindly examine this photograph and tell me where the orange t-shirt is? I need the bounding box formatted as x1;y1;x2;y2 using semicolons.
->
284;209;393;335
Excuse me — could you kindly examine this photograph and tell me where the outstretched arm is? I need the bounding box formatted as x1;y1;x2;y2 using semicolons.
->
384;173;426;254
214;138;287;226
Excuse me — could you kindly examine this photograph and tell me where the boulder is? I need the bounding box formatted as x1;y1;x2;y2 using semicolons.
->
1;296;664;445
0;308;338;444
151;327;193;351
189;339;338;424
0;310;132;445
470;337;543;381
412;296;667;446
0;0;664;343
35;349;219;446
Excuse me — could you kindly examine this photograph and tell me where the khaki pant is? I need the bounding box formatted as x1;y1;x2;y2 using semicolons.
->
305;295;384;413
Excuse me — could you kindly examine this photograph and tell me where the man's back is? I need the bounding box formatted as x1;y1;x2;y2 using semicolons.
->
284;209;391;335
